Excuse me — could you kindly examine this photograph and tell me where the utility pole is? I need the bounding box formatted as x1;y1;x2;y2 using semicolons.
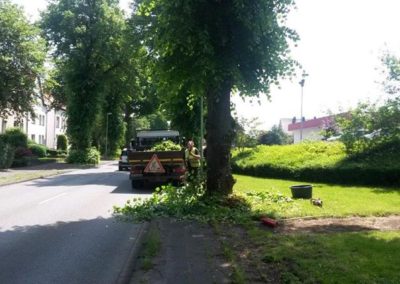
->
299;72;308;142
105;112;111;157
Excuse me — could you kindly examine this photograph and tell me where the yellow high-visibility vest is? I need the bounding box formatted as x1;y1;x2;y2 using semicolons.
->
185;147;200;168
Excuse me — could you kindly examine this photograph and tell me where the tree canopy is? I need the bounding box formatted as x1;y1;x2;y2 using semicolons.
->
133;0;299;194
259;125;292;145
41;0;127;151
0;0;45;118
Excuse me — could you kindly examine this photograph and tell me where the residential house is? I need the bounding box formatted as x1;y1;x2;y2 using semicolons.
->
288;115;334;143
0;102;67;149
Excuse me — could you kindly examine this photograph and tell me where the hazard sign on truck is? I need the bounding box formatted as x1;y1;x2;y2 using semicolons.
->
143;154;166;174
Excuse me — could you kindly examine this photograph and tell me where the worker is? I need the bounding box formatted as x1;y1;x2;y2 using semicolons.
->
185;139;201;180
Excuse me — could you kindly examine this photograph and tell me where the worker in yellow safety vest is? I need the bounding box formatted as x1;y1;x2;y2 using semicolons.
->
185;140;201;179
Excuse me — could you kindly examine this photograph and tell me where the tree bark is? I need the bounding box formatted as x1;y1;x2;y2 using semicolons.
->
205;81;235;196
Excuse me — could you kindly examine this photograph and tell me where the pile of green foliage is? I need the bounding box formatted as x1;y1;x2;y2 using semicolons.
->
113;182;253;224
232;141;400;186
66;147;100;165
150;140;182;151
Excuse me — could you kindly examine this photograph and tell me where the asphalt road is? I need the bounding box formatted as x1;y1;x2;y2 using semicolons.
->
0;162;151;284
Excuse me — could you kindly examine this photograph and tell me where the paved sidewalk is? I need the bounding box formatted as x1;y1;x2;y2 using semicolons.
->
0;160;117;186
130;218;232;284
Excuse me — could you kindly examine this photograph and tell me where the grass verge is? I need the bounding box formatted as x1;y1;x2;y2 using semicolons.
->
139;226;161;271
226;226;400;283
234;174;400;218
0;170;64;186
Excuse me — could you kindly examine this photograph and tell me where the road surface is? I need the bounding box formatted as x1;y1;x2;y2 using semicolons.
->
0;162;150;284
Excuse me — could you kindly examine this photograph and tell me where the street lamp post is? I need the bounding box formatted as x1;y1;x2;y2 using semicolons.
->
105;112;112;157
299;72;308;142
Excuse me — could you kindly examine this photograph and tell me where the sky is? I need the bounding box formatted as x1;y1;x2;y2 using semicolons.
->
12;0;400;130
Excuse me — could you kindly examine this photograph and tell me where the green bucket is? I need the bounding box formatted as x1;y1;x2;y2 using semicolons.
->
290;185;313;199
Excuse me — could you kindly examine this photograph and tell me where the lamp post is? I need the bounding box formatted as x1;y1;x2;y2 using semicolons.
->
105;112;112;157
299;72;308;142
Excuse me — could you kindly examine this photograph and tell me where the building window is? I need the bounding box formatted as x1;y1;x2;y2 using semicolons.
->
61;118;66;129
39;115;45;126
31;115;36;124
1;120;7;133
56;116;60;128
39;135;46;145
31;134;36;142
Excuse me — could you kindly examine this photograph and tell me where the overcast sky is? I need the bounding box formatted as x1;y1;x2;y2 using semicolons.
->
12;0;400;130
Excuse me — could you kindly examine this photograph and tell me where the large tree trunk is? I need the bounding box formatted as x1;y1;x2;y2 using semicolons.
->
205;81;235;196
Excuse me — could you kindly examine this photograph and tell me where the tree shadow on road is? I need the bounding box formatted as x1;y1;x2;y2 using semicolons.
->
0;217;143;284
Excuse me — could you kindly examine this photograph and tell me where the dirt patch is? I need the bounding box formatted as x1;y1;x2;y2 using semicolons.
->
276;215;400;234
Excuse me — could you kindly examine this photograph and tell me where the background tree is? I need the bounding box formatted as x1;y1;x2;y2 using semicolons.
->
0;0;45;118
233;116;261;151
41;0;126;153
134;0;298;195
259;124;292;145
338;53;400;154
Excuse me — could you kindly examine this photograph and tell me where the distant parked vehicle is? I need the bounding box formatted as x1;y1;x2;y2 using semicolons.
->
118;148;130;171
326;135;341;142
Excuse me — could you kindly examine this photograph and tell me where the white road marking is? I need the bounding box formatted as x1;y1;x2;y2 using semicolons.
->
39;193;67;205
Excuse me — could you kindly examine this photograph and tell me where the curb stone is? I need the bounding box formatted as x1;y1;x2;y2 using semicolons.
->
116;221;150;284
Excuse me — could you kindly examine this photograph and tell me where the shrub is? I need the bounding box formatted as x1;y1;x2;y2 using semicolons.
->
57;134;68;151
151;140;182;151
3;128;28;148
66;147;100;165
0;136;14;169
28;144;47;157
47;149;58;157
12;147;33;167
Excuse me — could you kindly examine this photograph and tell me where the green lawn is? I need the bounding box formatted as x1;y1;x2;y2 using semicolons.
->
234;174;400;218
250;229;400;283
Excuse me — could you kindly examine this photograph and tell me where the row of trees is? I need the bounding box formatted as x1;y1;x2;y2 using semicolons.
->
1;0;299;195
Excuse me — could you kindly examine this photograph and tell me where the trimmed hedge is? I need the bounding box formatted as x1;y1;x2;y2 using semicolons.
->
232;141;400;186
66;147;100;165
47;149;67;157
28;144;47;157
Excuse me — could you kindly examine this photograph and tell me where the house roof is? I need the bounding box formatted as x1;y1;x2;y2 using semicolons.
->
288;115;333;131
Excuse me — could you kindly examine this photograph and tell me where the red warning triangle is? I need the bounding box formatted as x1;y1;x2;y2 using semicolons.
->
144;154;166;173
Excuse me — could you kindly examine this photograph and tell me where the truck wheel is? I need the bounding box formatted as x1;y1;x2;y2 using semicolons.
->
131;180;142;190
118;166;122;171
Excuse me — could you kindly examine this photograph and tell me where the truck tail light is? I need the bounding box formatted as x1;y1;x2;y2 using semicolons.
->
173;166;186;174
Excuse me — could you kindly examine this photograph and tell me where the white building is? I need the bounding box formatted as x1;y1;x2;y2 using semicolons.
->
288;115;333;144
279;118;296;135
0;102;66;149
